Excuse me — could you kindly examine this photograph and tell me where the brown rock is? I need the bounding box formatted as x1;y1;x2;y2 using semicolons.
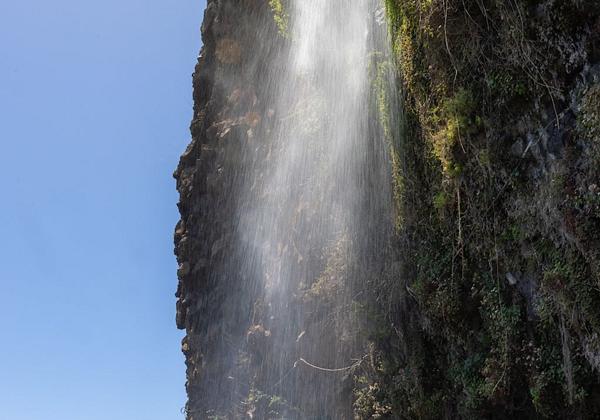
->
246;324;271;359
216;38;242;64
177;262;191;278
244;111;261;128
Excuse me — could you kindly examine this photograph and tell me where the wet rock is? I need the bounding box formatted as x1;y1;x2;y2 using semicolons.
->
210;236;226;258
505;272;519;286
527;135;543;162
510;139;524;157
216;38;242;64
206;172;220;190
244;111;261;128
246;324;271;360
174;1;284;416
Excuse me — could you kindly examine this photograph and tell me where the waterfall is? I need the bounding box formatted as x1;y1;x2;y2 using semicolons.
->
195;0;399;417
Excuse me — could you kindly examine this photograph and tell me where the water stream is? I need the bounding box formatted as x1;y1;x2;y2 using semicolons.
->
204;0;398;417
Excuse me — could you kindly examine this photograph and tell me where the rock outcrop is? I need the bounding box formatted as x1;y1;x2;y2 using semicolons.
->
174;1;283;417
175;0;600;418
358;0;600;418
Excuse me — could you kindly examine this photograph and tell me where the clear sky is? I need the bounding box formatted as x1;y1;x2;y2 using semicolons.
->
0;1;206;418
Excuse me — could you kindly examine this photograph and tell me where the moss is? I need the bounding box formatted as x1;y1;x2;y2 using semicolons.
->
486;69;529;104
580;84;600;153
268;0;289;38
431;88;478;176
541;250;600;332
243;388;298;419
371;53;406;230
433;190;448;210
353;380;393;419
356;0;600;417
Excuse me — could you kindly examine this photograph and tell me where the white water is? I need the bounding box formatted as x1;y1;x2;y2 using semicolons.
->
204;0;398;417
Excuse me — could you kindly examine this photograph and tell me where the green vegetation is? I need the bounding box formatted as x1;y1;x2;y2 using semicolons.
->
580;84;600;161
355;0;600;417
268;0;289;38
243;388;297;419
371;53;406;229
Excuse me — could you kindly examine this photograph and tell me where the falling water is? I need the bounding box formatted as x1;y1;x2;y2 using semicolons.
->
198;0;399;417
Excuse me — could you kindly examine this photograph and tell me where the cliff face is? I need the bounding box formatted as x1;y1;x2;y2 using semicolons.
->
174;1;282;417
361;0;600;417
175;0;600;418
174;1;375;417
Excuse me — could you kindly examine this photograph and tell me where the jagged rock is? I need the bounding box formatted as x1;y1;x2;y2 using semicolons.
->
174;0;600;418
177;262;191;278
174;2;284;417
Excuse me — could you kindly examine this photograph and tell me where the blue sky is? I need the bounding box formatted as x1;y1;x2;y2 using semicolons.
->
0;1;205;418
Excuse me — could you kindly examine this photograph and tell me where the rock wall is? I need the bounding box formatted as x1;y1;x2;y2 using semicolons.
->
175;0;600;418
175;1;392;416
357;0;600;418
174;1;283;417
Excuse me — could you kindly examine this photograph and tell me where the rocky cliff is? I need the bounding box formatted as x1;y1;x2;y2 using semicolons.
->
174;1;282;416
175;0;600;418
361;0;600;417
